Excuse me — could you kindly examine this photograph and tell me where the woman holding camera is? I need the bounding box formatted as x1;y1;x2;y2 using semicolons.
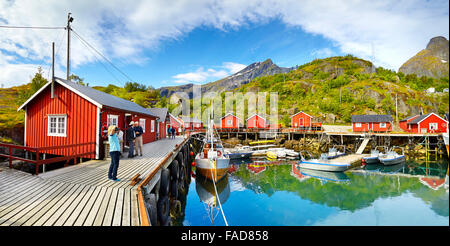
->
108;125;121;182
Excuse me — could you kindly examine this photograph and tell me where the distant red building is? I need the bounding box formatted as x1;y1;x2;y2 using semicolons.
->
220;113;240;129
18;77;158;159
402;113;448;133
290;111;322;129
246;114;266;129
399;115;420;132
180;116;203;130
169;113;183;135
352;115;393;132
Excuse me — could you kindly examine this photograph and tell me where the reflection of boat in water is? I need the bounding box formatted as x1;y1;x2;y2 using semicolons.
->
300;168;350;183
247;163;267;174
195;174;230;225
364;163;405;174
378;146;405;166
195;120;230;182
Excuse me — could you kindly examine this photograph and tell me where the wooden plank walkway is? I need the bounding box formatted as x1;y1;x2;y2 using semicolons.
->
0;137;185;226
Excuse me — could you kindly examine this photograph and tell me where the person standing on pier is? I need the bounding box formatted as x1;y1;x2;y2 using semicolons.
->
168;125;172;138
134;121;144;156
127;121;136;158
171;126;176;139
108;125;121;182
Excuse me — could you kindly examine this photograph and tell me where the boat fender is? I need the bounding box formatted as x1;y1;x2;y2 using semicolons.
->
191;161;196;167
159;168;170;197
145;193;157;226
178;165;185;183
177;152;184;167
170;179;178;199
190;151;194;156
170;160;179;180
157;195;170;225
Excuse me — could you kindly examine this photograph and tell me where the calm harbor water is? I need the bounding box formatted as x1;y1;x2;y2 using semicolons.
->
175;158;449;226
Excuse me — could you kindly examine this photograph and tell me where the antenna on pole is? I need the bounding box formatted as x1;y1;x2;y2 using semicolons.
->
51;42;55;98
66;13;74;80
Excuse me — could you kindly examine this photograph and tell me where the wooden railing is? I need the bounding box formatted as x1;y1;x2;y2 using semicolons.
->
0;142;96;175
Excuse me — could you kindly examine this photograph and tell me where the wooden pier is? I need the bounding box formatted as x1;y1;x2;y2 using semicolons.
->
0;137;185;226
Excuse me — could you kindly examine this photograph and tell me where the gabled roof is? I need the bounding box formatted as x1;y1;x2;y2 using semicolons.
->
400;115;419;122
147;108;168;123
352;115;393;123
169;113;183;124
290;111;312;118
18;77;157;118
246;113;267;121
407;112;448;125
221;112;242;121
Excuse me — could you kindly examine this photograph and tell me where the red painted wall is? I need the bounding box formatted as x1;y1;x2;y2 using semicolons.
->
291;112;312;128
352;122;392;132
221;114;239;128
25;83;97;159
412;114;448;133
169;115;182;135
399;116;419;132
247;115;266;128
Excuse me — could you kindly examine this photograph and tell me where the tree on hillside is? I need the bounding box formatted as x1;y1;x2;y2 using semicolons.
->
16;67;48;106
124;82;147;92
69;74;88;86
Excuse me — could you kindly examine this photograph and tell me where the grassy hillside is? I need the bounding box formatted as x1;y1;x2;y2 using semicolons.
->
236;55;449;126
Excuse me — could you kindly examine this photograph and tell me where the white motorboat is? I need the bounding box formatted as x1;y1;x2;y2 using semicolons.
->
298;151;350;172
324;146;346;159
378;146;406;166
362;147;387;164
195;119;230;182
224;145;253;159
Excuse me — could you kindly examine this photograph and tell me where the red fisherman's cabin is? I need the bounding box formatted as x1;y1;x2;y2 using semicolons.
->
220;113;241;129
18;77;158;160
148;108;169;139
168;113;183;135
180;116;203;130
290;111;322;130
246;114;266;129
352;115;393;132
401;113;448;133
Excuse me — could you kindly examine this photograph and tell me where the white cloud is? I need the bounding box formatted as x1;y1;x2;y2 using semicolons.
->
172;62;247;84
0;0;448;86
311;48;335;59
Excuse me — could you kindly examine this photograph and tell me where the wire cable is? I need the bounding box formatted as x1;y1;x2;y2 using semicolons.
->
0;25;65;29
71;28;135;82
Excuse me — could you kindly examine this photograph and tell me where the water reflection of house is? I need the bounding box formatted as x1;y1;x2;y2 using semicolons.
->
290;164;311;182
228;164;238;174
419;177;446;190
247;163;266;174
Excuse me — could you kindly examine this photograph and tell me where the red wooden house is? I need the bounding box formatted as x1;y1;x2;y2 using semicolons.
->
246;114;266;129
290;111;322;130
148;107;169;139
399;115;420;132
352;115;393;132
169;113;183;135
17;77;158;160
402;113;448;133
220;113;241;129
180;116;203;130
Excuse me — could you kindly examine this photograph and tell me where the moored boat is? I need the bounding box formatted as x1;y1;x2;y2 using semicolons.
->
378;146;406;166
195;119;230;182
298;150;350;172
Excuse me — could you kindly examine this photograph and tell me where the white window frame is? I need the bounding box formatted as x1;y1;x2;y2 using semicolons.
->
355;123;362;128
47;115;67;137
151;120;155;133
227;120;232;126
140;118;146;133
429;123;438;130
196;123;201;128
380;122;386;128
107;114;119;127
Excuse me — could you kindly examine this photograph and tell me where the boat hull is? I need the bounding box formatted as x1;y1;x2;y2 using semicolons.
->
195;157;230;182
298;160;350;172
379;156;405;166
224;152;252;159
363;156;380;164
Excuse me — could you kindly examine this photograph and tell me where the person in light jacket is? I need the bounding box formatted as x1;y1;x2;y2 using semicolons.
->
108;125;121;182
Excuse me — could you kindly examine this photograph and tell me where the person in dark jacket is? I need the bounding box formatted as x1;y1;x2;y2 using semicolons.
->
167;126;172;138
127;121;136;158
171;126;176;139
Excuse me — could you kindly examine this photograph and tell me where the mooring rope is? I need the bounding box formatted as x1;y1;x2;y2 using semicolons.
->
209;159;229;226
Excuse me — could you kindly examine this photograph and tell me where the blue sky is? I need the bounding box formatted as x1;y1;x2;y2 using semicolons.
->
74;19;339;88
1;0;448;88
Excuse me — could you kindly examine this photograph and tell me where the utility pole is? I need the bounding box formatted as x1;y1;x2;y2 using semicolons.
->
51;42;55;98
66;13;74;80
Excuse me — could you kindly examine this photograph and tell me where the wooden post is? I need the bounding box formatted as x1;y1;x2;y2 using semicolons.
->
35;150;40;175
9;146;12;169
